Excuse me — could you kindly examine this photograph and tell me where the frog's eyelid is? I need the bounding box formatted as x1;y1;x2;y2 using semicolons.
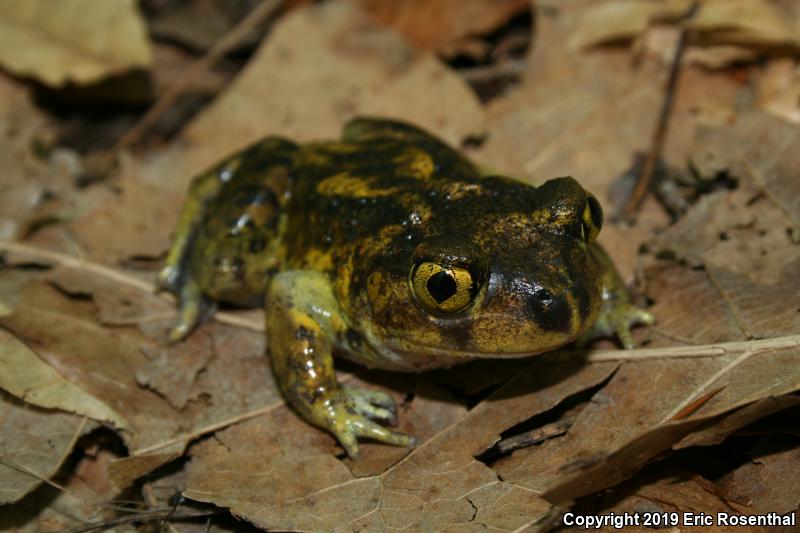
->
580;195;603;243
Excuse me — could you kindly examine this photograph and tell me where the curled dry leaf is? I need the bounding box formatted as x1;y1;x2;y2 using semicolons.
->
0;329;128;429
568;0;693;50
0;0;152;87
152;0;485;190
689;0;800;50
570;0;800;63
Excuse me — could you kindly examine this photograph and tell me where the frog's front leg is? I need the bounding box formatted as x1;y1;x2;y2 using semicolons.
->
265;270;418;458
580;244;655;349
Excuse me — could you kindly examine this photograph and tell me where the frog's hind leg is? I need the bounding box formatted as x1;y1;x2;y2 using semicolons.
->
158;136;298;293
158;166;229;293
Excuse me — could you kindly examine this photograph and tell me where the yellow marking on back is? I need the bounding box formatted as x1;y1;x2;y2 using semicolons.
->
317;172;402;197
393;147;434;180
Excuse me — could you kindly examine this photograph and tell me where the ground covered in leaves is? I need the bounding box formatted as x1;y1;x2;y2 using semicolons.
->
0;0;799;531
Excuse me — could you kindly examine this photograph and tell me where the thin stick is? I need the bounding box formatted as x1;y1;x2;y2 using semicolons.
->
623;2;698;218
495;420;572;454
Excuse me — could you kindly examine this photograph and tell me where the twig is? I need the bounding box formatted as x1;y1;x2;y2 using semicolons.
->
623;2;698;219
582;335;800;363
494;420;572;454
95;0;283;176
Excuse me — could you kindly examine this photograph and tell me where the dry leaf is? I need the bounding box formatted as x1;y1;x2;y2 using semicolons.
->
0;329;129;429
645;263;746;346
718;434;800;514
0;393;93;504
137;330;215;411
2;0;800;527
182;356;616;530
0;279;281;483
654;112;800;339
68;180;184;265
676;395;800;448
0;0;152;87
534;335;800;503
574;467;768;533
357;0;530;51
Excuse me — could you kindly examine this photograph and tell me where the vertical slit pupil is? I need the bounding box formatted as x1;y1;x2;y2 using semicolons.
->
427;271;457;303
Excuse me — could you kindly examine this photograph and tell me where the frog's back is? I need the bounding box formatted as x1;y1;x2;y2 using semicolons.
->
283;127;483;274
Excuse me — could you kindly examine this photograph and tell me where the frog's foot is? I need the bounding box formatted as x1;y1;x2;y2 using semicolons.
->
168;278;213;342
321;386;418;458
342;384;399;425
579;303;655;350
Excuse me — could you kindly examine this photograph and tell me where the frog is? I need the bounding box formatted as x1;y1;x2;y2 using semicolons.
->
158;117;654;458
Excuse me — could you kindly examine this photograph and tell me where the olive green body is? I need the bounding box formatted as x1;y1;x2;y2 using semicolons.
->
160;118;653;457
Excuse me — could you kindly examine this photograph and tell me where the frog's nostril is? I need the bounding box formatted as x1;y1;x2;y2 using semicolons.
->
527;289;571;333
534;288;552;304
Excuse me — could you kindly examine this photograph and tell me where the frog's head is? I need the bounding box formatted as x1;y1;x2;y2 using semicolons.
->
362;176;605;361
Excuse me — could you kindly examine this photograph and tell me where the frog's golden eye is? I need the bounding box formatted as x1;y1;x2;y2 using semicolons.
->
580;194;603;243
410;262;475;313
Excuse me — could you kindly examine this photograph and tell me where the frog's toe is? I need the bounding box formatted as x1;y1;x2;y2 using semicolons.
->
168;321;192;342
343;385;398;423
613;306;656;350
333;416;418;459
580;303;655;349
324;389;417;458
